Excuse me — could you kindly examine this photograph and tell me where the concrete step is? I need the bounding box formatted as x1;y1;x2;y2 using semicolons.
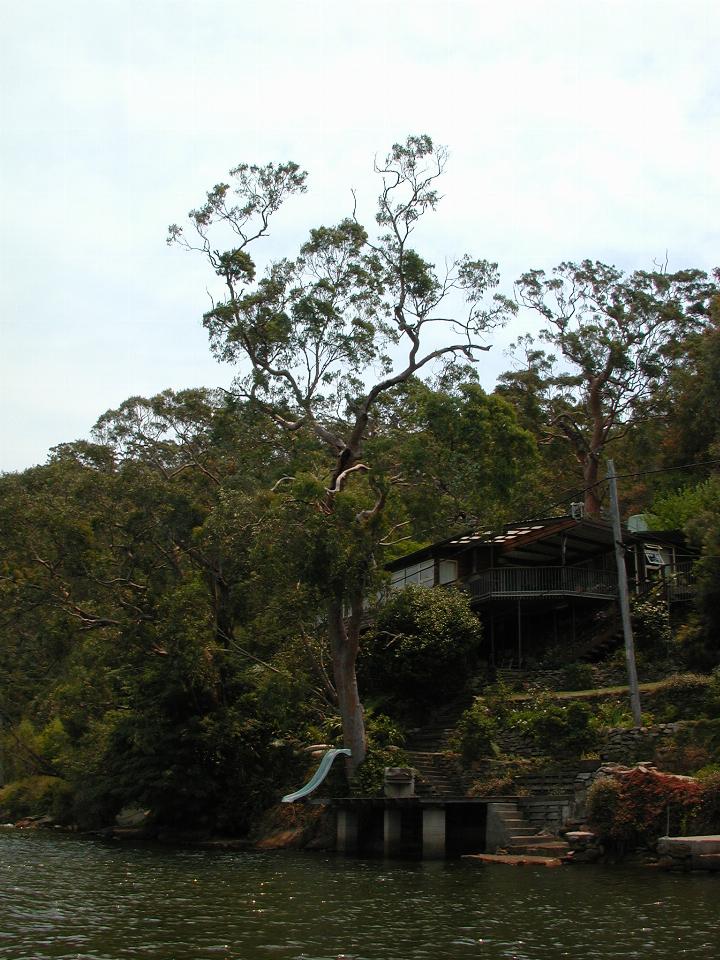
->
506;839;570;856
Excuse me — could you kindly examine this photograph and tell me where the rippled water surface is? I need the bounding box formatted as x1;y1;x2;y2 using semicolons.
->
1;829;718;960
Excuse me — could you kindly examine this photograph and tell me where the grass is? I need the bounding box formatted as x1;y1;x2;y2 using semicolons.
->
506;680;668;702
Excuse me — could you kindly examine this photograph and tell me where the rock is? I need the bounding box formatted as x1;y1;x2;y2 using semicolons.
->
15;815;54;829
463;853;565;868
115;806;152;829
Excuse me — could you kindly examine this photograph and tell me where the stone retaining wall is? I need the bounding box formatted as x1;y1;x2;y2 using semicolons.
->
599;722;686;763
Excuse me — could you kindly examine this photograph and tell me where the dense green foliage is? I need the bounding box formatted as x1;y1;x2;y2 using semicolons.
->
454;687;599;763
360;585;484;715
1;138;718;833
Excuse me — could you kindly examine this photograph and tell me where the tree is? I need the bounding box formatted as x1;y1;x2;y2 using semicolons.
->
371;375;541;540
660;276;720;469
0;394;319;827
168;136;514;770
514;262;717;516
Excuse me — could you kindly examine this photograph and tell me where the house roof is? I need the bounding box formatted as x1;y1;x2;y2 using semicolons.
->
385;515;695;571
386;515;615;570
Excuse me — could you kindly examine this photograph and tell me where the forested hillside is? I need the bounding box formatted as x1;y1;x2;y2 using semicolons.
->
1;138;719;834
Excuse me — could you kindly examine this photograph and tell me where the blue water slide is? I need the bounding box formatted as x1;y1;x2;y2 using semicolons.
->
281;748;351;802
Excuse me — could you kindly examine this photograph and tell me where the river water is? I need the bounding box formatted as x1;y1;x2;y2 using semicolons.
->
0;829;718;960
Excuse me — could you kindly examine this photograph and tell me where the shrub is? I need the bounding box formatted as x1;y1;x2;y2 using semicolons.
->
0;775;73;823
585;776;622;839
361;585;484;713
587;769;703;850
650;717;720;775
653;742;711;776
692;771;720;833
350;744;408;798
468;773;517;797
648;673;713;722
630;595;672;656
558;662;595;692
594;698;635;728
452;702;500;764
310;710;407;799
511;696;600;759
454;690;600;762
351;712;407;797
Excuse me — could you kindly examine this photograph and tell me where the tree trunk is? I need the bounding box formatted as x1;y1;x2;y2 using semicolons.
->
584;376;606;518
327;597;367;776
583;454;602;518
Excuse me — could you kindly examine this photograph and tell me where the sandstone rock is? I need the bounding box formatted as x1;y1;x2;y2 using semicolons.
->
115;806;152;828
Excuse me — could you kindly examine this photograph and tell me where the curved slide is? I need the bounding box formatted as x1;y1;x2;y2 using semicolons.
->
281;748;351;802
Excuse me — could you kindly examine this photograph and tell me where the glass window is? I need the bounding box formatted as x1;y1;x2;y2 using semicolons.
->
438;560;458;584
390;559;435;589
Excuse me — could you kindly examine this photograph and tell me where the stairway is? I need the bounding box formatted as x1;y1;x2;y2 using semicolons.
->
404;698;473;798
489;799;570;857
575;611;622;662
407;750;466;799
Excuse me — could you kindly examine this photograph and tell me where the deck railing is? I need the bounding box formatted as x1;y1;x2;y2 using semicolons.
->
665;560;696;601
635;560;696;602
465;566;618;601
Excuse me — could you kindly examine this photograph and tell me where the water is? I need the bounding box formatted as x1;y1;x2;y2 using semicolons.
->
0;829;718;960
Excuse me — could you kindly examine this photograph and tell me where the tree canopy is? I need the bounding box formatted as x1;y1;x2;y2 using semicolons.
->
1;137;719;834
513;261;717;515
168;135;516;770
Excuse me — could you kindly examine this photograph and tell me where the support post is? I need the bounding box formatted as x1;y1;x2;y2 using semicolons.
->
384;808;402;857
336;808;359;855
422;806;446;860
517;599;522;668
606;459;642;727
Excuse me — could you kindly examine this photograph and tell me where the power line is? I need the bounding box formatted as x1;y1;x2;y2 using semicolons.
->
513;459;720;527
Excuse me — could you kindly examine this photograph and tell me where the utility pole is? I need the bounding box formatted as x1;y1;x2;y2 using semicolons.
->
607;459;642;727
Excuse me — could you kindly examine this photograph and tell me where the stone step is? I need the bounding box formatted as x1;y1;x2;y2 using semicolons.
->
505;839;570;856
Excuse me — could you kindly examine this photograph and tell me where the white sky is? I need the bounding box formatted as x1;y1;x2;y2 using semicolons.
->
1;0;718;472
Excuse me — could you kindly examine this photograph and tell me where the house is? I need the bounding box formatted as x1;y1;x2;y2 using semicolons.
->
386;514;696;668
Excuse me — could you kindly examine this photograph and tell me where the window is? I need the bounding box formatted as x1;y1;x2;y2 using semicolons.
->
644;547;665;568
390;559;435;589
438;560;458;585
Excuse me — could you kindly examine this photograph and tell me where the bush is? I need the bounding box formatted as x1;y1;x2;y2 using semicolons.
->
452;701;500;764
654;741;711;775
559;662;595;692
585;776;622;840
630;595;672;656
648;673;714;722
692;771;720;833
651;717;720;774
454;689;599;762
587;768;703;850
361;585;484;713
350;712;407;797
350;744;408;798
510;696;600;759
594;698;635;728
0;776;73;823
307;710;407;799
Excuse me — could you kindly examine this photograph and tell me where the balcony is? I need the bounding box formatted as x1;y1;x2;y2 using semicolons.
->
637;560;696;602
465;565;618;602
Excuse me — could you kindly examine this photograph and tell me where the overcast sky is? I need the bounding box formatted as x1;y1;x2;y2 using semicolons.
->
1;0;718;472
